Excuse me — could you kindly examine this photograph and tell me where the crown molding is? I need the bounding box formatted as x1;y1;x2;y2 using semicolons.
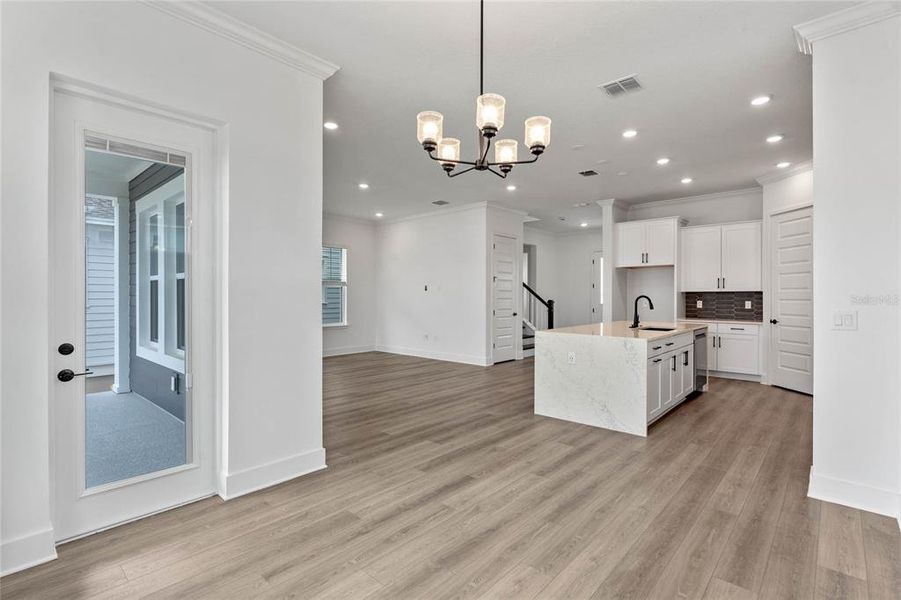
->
625;187;761;212
756;160;813;185
323;213;378;227
142;1;340;79
486;202;531;218
595;198;621;208
378;201;489;225
794;2;901;55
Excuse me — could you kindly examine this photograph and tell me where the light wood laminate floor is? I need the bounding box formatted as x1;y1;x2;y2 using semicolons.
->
3;352;899;599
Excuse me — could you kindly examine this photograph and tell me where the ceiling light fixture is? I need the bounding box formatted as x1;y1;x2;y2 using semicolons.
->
323;121;339;130
506;184;517;191
622;129;638;139
656;157;670;165
766;134;784;143
751;95;772;106
776;161;791;169
580;222;589;228
681;177;693;184
375;212;384;218
358;183;369;189
416;0;550;179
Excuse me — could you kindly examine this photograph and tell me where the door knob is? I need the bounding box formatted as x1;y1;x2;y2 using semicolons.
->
57;368;93;382
770;319;779;324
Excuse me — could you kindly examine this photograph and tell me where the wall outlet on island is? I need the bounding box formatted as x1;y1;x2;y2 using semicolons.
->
744;300;752;309
567;351;576;364
696;300;703;308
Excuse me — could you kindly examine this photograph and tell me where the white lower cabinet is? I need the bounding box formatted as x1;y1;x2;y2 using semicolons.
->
647;340;695;423
686;321;761;377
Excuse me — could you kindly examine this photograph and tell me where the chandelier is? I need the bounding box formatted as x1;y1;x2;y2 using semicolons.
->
416;0;551;178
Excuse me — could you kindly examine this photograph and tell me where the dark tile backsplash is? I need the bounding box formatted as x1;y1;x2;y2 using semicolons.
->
683;292;763;322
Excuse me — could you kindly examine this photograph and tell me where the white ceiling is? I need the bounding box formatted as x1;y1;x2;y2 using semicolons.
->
211;1;847;232
85;151;153;183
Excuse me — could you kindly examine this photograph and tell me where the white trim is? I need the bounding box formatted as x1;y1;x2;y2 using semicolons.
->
793;2;901;54
220;448;327;500
0;527;58;577
141;1;339;80
322;213;378;227
379;201;489;225
323;344;377;357
756;160;813;185
375;344;491;367
808;467;901;523
624;187;761;212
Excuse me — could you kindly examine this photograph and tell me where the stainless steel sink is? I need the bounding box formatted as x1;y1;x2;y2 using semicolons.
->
640;327;675;331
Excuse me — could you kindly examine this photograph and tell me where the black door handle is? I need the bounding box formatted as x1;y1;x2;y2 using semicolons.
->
57;368;93;382
513;312;518;316
58;343;74;356
770;319;778;324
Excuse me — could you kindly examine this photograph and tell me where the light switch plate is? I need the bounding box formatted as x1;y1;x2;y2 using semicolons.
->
567;351;576;364
696;300;703;308
745;301;752;309
833;310;858;330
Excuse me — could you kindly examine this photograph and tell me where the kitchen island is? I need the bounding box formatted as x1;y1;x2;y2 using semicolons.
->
534;321;707;437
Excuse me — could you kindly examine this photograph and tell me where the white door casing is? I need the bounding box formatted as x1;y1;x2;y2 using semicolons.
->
492;234;517;363
769;207;813;394
51;88;218;541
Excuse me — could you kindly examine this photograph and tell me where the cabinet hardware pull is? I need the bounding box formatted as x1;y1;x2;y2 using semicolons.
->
683;351;689;366
672;356;677;371
730;327;743;331
722;278;725;288
665;342;674;347
653;358;662;363
652;346;662;350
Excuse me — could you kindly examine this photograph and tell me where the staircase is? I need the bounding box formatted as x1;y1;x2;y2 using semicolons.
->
522;283;554;357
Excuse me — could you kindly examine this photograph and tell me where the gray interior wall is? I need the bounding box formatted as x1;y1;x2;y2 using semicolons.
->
129;164;185;420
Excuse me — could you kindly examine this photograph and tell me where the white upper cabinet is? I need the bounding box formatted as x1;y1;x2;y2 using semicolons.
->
721;222;762;291
615;218;678;268
681;226;721;292
681;221;761;291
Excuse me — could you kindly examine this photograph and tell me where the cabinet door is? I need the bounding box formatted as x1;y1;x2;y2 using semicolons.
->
681;348;694;395
647;356;664;420
707;331;717;371
616;222;646;267
716;333;760;374
666;352;681;407
681;226;721;291
721;222;761;291
646;220;676;266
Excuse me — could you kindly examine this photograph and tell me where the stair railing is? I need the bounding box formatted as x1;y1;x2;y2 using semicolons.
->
523;282;554;331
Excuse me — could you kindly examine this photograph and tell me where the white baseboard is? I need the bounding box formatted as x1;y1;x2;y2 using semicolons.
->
375;344;490;367
709;371;761;383
808;467;901;524
323;344;376;357
0;526;58;576
220;448;327;500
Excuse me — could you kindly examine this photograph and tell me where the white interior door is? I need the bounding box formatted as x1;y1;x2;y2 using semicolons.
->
492;234;517;363
51;89;217;541
590;251;603;322
769;207;813;394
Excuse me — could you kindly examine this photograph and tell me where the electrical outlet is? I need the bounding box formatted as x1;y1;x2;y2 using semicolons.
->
567;352;576;364
744;301;752;309
832;310;858;330
696;300;703;308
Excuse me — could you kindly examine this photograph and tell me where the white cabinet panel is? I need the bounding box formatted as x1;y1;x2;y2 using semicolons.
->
716;333;759;375
616;222;646;267
721;222;761;291
681;226;721;292
681;346;695;395
646;220;676;266
666;352;681;408
647;355;664;420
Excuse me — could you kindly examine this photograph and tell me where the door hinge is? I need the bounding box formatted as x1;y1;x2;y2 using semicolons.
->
185;373;194;389
493;243;496;249
493;342;496;348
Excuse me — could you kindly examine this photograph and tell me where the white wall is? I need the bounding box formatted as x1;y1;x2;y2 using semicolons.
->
626;188;763;225
1;1;331;573
523;227;560;302
322;215;378;356
376;205;488;365
804;12;901;521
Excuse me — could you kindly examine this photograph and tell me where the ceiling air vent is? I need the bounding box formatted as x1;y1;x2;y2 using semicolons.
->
579;170;599;177
432;200;450;206
599;75;642;98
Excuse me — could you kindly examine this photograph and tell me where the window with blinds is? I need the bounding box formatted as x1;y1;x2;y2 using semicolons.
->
322;246;347;326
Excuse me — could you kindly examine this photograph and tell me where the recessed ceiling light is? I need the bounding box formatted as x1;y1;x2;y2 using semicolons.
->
358;183;369;189
506;184;516;191
580;222;589;228
776;161;791;169
596;159;609;165
751;95;772;106
617;171;628;176
375;212;384;218
323;121;339;130
622;129;638;139
656;157;670;165
681;177;693;184
766;134;784;143
572;144;585;150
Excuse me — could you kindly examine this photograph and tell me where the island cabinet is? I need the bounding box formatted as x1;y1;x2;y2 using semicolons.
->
647;335;694;422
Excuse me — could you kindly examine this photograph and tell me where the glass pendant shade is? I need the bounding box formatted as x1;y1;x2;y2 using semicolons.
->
476;93;506;130
525;116;552;149
494;139;518;164
416;111;444;144
437;138;461;163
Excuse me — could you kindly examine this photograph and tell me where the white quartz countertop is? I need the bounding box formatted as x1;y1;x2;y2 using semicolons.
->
541;321;707;341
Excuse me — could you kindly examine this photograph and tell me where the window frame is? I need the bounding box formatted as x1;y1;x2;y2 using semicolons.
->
135;175;186;372
321;245;348;328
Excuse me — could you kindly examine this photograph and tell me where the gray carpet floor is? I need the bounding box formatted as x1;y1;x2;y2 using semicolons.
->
85;391;186;488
